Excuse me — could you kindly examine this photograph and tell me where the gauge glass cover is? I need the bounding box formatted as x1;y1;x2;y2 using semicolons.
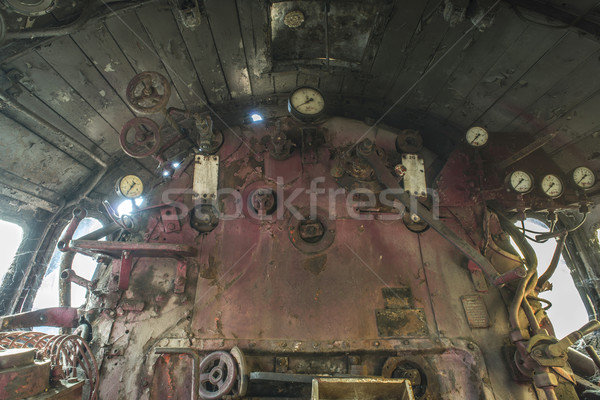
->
465;127;488;147
509;170;533;193
540;174;563;198
118;175;144;199
289;87;325;116
572;166;596;189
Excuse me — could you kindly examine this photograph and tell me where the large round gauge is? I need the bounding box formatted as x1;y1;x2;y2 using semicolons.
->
288;86;325;121
508;170;533;194
465;126;489;147
116;175;144;199
540;174;564;198
572;166;596;189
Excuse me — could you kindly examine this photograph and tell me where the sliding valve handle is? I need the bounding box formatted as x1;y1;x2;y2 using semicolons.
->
547;320;600;358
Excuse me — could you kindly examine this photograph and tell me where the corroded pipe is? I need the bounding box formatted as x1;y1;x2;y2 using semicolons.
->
57;207;87;252
60;269;91;289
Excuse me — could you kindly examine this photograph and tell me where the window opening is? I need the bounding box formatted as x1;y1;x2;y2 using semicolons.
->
0;220;24;284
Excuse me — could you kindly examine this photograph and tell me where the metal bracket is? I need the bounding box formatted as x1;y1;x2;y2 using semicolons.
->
301;127;319;164
193;155;219;203
402;154;427;198
69;240;197;291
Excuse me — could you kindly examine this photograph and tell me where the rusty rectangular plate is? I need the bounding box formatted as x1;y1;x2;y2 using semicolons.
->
311;377;414;400
461;295;491;329
375;309;428;337
382;287;414;309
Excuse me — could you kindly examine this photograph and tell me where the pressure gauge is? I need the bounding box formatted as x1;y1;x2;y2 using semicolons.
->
465;126;489;147
572;166;596;189
288;86;325;122
540;174;563;198
116;175;144;199
508;170;534;194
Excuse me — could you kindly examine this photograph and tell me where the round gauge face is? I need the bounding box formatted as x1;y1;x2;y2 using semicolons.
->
288;87;325;119
572;166;596;189
509;170;533;194
540;174;564;198
117;175;144;199
465;126;489;147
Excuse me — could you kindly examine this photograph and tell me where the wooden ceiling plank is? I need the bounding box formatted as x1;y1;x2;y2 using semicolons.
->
104;10;185;109
383;11;465;103
445;23;567;129
539;88;600;155
174;9;230;104
2;89;107;170
426;6;528;123
472;31;600;131
0;168;63;206
6;52;123;155
237;0;274;96
362;0;432;99
503;48;600;134
137;5;208;106
204;0;252;99
382;13;472;125
36;36;136;134
0;112;90;195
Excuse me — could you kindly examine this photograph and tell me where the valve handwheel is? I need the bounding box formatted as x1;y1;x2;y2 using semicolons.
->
126;71;171;114
198;351;237;400
119;117;161;158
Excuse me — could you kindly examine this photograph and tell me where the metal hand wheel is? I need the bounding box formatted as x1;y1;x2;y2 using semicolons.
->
119;117;161;158
230;346;248;397
198;351;237;400
126;71;171;114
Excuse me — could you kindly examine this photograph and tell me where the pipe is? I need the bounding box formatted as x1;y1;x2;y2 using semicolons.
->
0;90;108;168
57;207;87;252
568;347;598;377
584;345;600;371
78;221;121;241
60;269;91;289
537;232;567;289
58;251;74;308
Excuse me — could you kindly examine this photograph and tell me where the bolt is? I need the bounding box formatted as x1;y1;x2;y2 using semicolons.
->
373;341;380;347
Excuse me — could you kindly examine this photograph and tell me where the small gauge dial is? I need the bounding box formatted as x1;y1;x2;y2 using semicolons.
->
508;170;533;194
540;174;563;198
465;126;489;147
572;166;596;189
116;175;144;199
288;87;325;121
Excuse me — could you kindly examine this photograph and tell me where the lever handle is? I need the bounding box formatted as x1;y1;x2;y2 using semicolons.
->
547;320;600;357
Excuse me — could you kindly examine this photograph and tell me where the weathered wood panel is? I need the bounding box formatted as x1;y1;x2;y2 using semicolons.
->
104;10;185;109
473;31;599;131
446;25;569;129
236;0;274;96
7;52;123;155
37;36;135;133
174;9;230;104
0;113;88;194
426;6;528;124
362;0;431;99
204;0;252;99
137;5;207;105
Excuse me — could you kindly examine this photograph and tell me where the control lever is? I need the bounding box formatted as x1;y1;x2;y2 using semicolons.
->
546;320;600;357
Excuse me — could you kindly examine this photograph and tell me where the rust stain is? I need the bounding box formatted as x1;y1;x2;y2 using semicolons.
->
303;254;327;276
